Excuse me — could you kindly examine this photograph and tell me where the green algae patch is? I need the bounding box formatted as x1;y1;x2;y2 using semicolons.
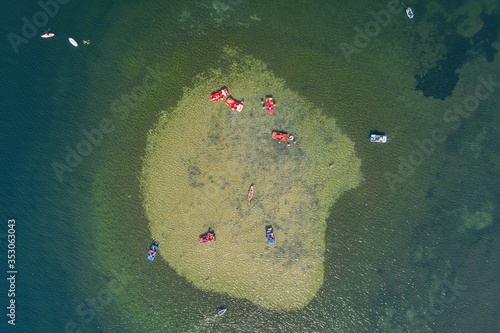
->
140;51;362;310
459;202;495;232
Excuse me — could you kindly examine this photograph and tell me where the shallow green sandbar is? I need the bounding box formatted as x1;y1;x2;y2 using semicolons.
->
141;50;362;310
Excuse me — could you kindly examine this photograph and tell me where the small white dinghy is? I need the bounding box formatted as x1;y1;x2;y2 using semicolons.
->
405;7;414;19
403;3;414;19
68;38;78;47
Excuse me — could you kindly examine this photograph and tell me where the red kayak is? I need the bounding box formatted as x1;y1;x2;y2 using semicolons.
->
264;97;275;114
225;97;244;112
211;88;229;102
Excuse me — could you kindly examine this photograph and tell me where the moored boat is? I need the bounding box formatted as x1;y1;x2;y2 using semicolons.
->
370;134;387;143
225;97;244;112
247;184;254;204
147;241;159;261
266;225;275;244
199;229;216;244
41;32;55;38
263;96;275;114
211;88;229;102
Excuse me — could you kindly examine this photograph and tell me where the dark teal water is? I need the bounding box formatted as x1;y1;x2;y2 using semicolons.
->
1;0;499;332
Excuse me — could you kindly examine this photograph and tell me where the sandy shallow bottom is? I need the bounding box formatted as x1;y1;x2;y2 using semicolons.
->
141;49;362;310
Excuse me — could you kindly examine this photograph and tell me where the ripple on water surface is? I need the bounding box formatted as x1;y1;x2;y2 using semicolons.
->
141;48;362;310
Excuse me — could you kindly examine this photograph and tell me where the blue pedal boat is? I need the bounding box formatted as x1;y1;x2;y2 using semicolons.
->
147;241;159;261
370;134;387;143
266;226;275;244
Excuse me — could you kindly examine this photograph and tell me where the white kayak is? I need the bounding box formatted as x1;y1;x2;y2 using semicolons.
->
68;38;78;47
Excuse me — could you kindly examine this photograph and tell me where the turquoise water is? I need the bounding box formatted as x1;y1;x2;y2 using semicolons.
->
0;0;499;332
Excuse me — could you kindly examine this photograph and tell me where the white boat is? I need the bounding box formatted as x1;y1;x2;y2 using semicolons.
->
403;4;414;19
406;7;414;19
68;38;78;47
41;33;55;38
370;134;387;143
214;305;227;319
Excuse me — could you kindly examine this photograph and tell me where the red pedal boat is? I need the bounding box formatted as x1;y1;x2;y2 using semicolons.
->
272;131;295;143
211;88;229;102
225;97;244;112
264;96;275;114
199;230;216;244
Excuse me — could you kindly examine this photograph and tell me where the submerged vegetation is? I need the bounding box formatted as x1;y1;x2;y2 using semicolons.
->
140;49;362;310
